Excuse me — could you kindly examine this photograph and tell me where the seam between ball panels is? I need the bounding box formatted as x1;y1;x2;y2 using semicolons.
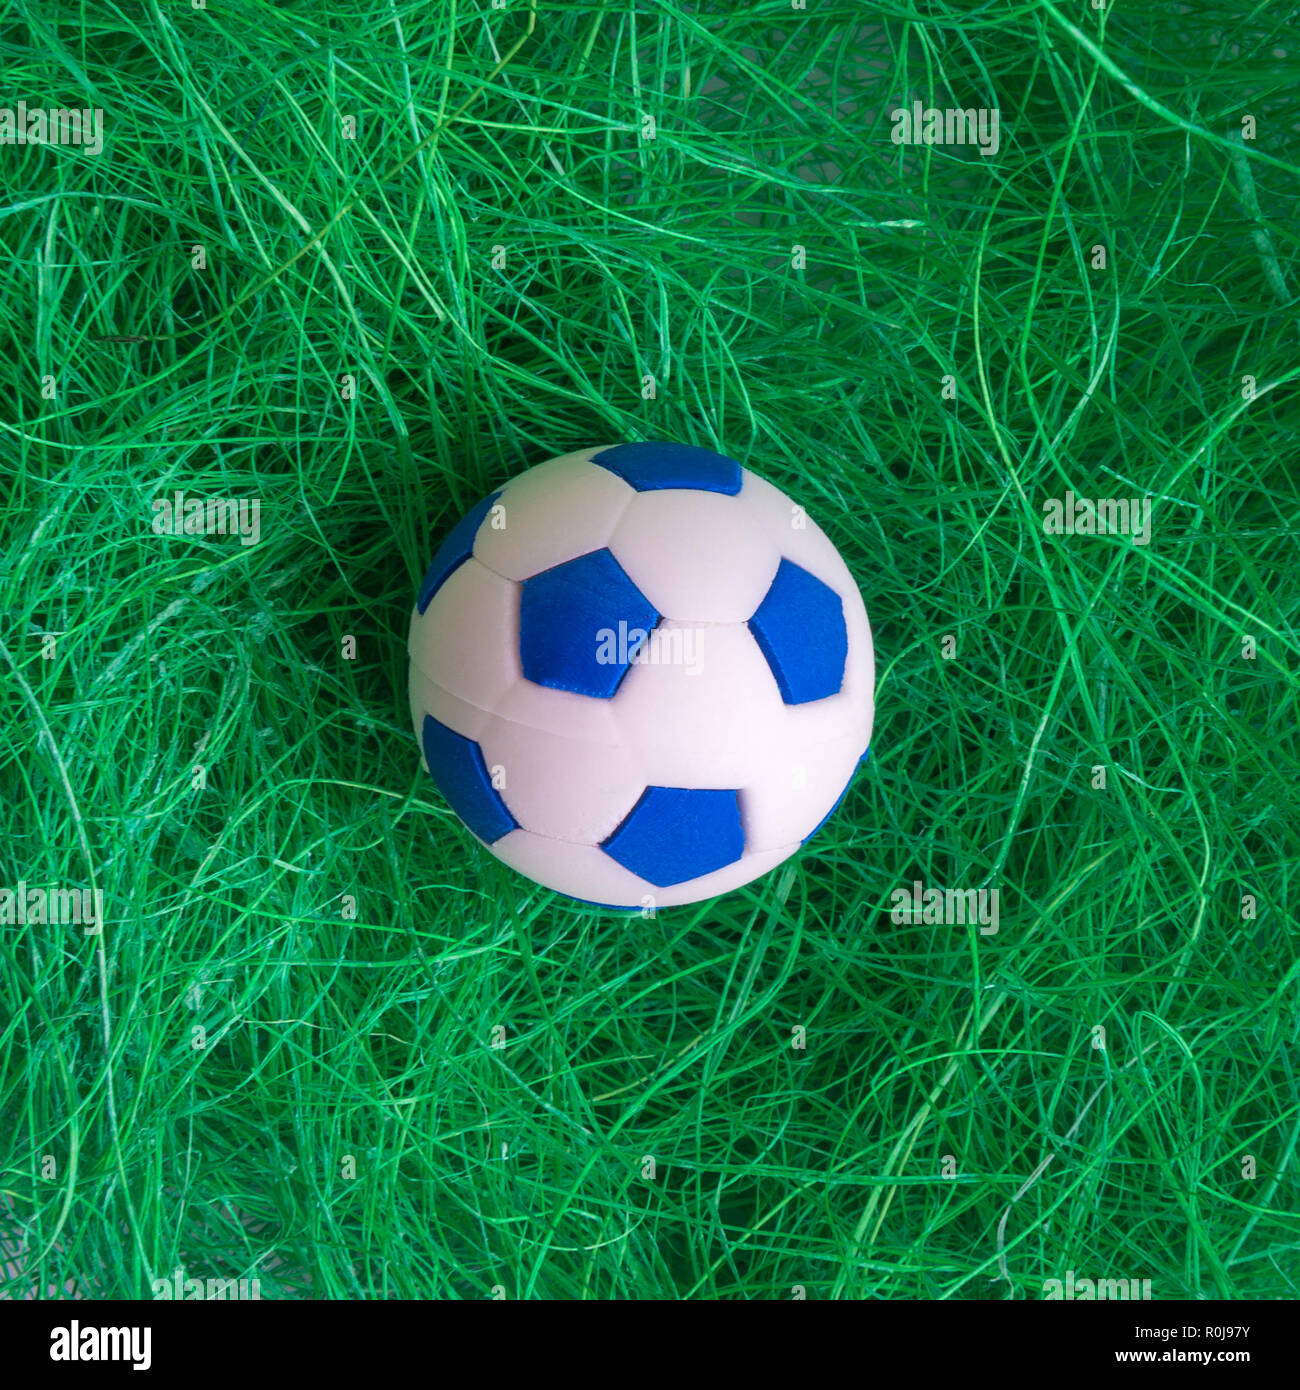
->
411;656;869;755
465;470;640;586
409;661;624;746
458;516;857;621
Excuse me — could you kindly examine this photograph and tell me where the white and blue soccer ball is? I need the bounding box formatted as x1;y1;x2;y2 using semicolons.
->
408;441;875;908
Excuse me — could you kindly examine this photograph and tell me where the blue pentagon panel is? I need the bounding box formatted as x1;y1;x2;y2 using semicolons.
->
600;786;744;887
421;714;516;844
801;750;868;845
520;547;660;698
748;557;848;704
591;441;742;495
416;489;503;615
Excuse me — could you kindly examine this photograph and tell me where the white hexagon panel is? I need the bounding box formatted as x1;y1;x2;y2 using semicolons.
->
407;441;875;908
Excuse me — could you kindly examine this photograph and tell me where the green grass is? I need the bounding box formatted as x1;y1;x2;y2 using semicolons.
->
2;0;1299;1301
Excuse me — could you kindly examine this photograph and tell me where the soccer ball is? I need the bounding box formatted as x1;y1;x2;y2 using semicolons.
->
408;441;874;908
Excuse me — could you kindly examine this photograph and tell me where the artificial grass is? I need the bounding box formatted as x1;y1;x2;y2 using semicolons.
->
1;0;1299;1302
